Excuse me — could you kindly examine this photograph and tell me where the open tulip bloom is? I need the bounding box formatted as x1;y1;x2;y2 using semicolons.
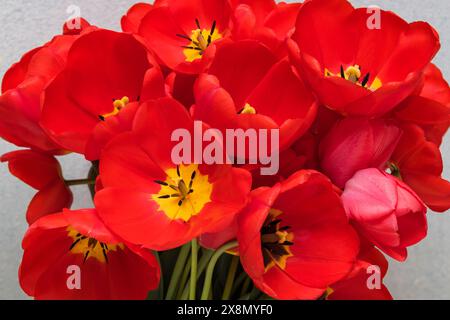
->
1;0;449;301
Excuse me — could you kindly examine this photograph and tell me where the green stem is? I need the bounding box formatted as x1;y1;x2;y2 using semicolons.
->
176;256;191;299
65;178;96;186
166;243;191;300
180;249;214;300
240;277;252;297
222;256;239;300
189;239;199;300
154;251;164;299
200;241;238;300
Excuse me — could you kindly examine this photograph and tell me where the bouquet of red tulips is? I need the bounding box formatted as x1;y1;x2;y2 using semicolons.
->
1;0;449;300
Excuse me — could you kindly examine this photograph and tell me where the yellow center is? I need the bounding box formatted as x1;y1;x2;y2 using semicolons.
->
67;227;124;263
325;65;382;91
181;20;222;62
99;96;130;121
239;103;257;115
153;164;213;222
261;209;294;272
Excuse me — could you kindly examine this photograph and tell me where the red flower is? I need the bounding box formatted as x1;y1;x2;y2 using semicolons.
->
136;0;232;74
289;0;440;117
0;23;92;152
230;0;302;56
394;63;450;146
319;118;402;189
342;168;427;261
19;209;160;300
95;97;252;250
328;243;392;300
1;150;72;225
40;29;165;158
237;170;359;300
193;40;318;151
390;124;450;212
121;3;153;34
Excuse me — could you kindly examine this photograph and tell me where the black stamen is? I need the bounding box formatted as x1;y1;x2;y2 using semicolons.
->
177;165;181;177
340;65;345;79
182;46;202;51
154;180;169;186
178;199;183;207
195;18;201;29
210;20;217;35
69;238;82;251
176;33;192;41
102;249;109;264
84;251;90;263
98;115;105;121
158;195;171;199
361;73;370;87
171;194;181;198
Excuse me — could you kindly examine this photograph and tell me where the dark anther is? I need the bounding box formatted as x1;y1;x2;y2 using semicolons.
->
178;199;183;207
182;46;202;51
361;73;370;87
208;20;217;45
195;18;201;29
158;195;171;199
176;34;192;41
102;249;109;264
154;180;169;186
69;238;81;251
98;115;105;121
84;251;90;263
340;65;345;79
177;165;181;177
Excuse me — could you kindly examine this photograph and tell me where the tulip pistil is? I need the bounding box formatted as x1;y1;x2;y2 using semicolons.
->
153;164;213;222
261;209;294;272
99;96;130;121
325;65;382;91
67;227;124;264
177;19;222;62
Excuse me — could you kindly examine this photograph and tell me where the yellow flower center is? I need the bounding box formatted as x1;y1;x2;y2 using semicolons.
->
99;96;130;121
153;164;213;222
178;19;222;62
325;65;382;91
67;227;124;264
239;103;257;115
261;209;294;272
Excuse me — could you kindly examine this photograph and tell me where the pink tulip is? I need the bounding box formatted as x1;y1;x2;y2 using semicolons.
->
342;168;427;261
320;119;402;189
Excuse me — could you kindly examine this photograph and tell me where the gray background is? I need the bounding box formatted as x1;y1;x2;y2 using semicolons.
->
0;0;448;300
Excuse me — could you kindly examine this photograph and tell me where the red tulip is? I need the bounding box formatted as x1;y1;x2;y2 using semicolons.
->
342;168;427;261
19;209;160;300
40;29;165;158
394;63;450;146
1;150;72;224
289;0;440;117
95;97;252;250
136;0;232;74
121;3;153;34
0;23;92;152
230;0;302;56
238;170;359;300
193;40;318;151
391;124;450;212
320;118;402;189
328;242;392;300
